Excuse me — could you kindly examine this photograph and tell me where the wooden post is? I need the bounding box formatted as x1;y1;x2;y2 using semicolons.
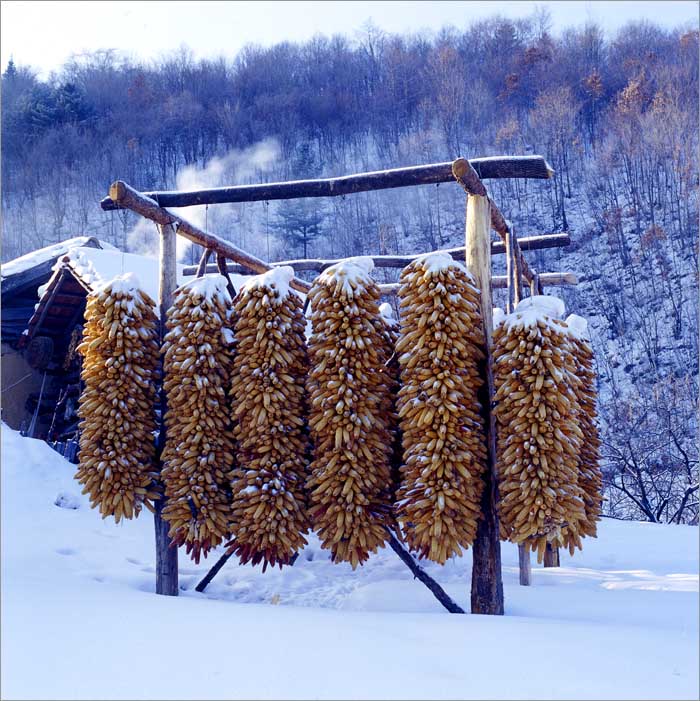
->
195;248;212;277
530;271;543;296
544;542;560;567
510;229;523;304
216;253;237;299
155;222;179;596
105;181;311;294
518;544;532;585
465;193;504;615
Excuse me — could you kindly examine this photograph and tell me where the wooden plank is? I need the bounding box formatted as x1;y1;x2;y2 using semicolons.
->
155;222;179;597
511;230;523;303
177;233;572;278
53;292;87;305
106;181;311;294
376;272;578;296
44;304;82;319
384;529;465;614
26;269;65;340
530;271;543;296
465;194;504;616
100;156;553;210
216;254;237;299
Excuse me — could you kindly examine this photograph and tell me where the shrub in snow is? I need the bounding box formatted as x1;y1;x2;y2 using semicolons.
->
393;253;487;564
75;274;161;523
305;257;394;568
227;267;310;570
160;275;236;563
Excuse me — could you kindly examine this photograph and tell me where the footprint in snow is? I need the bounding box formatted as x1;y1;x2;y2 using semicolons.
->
56;547;77;556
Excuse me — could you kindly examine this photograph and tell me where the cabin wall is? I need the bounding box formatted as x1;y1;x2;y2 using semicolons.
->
1;342;44;430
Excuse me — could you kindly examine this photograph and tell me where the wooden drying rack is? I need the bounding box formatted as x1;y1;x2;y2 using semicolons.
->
101;155;575;614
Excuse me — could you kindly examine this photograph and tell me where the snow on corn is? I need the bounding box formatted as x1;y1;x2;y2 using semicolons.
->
493;296;587;563
305;257;394;568
75;274;161;523
160;274;236;564
227;267;310;570
393;253;487;564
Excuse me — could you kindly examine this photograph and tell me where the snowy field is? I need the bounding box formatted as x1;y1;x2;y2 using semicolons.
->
1;424;698;701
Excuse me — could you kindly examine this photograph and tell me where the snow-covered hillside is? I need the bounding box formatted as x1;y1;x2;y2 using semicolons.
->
1;425;698;700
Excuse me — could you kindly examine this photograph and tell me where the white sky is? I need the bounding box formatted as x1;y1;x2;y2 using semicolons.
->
2;1;698;78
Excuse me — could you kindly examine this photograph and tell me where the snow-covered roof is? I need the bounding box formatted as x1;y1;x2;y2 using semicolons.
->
54;246;253;306
1;237;117;281
54;247;186;306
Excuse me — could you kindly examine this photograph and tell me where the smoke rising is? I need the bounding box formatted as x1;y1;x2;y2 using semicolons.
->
127;138;281;261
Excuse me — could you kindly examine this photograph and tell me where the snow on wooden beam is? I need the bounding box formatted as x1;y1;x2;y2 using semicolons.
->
376;272;578;295
100;156;552;210
180;233;571;277
105;181;312;294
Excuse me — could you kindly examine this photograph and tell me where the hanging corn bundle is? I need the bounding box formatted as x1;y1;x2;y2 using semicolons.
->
377;302;402;495
393;253;487;564
493;296;586;562
565;314;603;538
227;267;310;570
306;257;394;568
76;274;160;522
160;275;236;564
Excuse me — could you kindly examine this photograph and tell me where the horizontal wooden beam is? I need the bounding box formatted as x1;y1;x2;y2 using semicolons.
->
181;233;570;277
106;181;311;294
377;272;578;295
100;156;552;210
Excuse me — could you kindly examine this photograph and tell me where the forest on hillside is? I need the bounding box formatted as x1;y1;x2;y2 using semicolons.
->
1;12;698;525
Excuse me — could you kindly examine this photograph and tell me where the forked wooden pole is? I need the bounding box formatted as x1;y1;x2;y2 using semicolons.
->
464;193;504;615
155;223;179;596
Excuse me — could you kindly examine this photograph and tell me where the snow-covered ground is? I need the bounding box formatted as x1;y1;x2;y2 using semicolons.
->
2;425;698;701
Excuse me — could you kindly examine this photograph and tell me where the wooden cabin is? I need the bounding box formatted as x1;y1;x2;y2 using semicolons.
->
1;237;111;436
3;241;173;450
2;238;251;459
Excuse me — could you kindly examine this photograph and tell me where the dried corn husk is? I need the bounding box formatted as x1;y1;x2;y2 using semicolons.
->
565;314;603;538
227;267;310;570
160;275;236;563
393;253;487;563
76;274;160;522
306;257;394;568
493;296;586;563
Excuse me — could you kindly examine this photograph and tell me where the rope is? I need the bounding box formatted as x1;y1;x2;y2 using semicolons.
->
27;371;47;438
1;372;34;394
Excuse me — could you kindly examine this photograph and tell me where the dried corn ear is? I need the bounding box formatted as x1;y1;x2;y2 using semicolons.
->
565;314;603;538
76;274;160;523
160;275;236;563
493;296;586;563
393;253;487;564
306;257;394;568
227;267;310;570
